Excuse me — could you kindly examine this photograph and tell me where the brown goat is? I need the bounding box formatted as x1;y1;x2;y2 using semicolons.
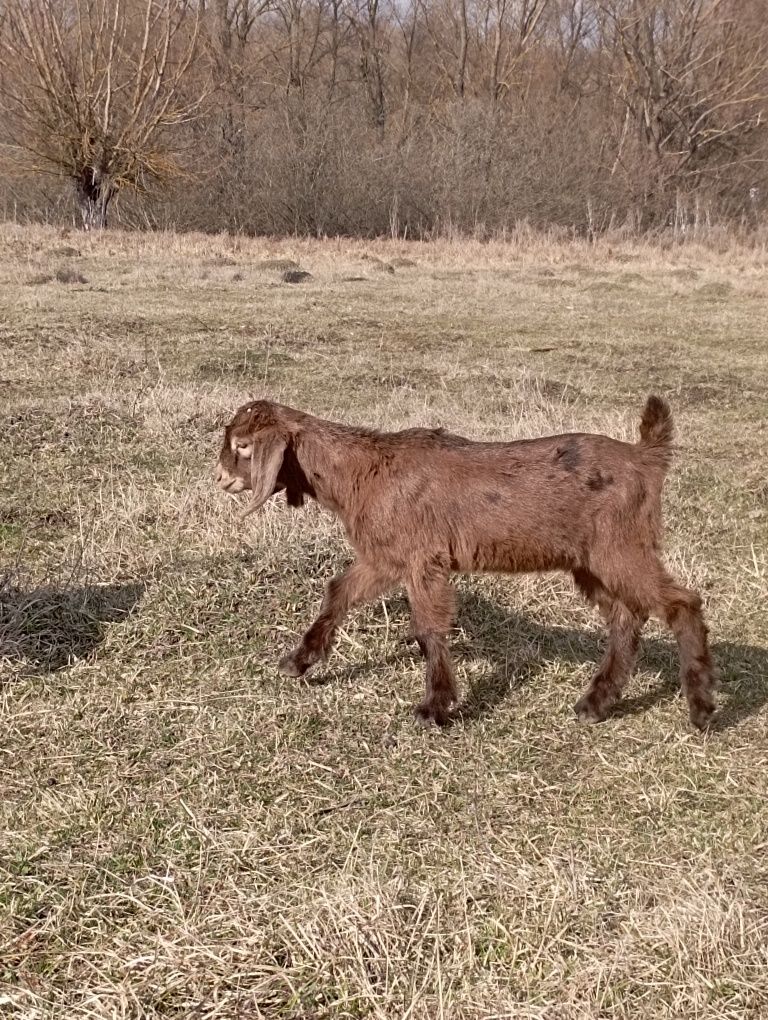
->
215;397;715;729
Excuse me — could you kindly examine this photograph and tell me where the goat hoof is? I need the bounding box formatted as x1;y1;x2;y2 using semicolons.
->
573;695;609;724
689;701;716;731
414;701;451;727
278;652;308;678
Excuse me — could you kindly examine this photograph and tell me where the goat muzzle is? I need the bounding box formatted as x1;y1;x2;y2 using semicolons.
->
215;463;246;494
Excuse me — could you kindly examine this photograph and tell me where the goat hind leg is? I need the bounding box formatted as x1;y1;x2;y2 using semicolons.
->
579;558;716;729
279;561;394;677
573;569;645;723
407;567;458;726
656;574;716;730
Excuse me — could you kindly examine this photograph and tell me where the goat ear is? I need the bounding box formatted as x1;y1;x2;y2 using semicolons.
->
240;431;287;520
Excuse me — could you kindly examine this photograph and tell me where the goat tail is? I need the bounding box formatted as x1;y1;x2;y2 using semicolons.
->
638;394;674;469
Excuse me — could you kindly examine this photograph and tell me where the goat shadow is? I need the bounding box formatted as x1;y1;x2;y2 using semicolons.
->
453;590;768;732
0;578;145;674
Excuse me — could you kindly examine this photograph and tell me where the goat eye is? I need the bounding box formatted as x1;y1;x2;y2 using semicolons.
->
236;443;252;458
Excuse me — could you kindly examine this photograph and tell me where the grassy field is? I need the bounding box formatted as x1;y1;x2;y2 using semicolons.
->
1;224;767;1019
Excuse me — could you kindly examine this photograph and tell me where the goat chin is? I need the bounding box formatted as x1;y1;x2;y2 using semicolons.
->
215;396;716;732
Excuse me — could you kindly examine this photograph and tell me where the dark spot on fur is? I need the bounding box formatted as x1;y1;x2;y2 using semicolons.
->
586;471;613;491
485;491;501;504
556;442;581;472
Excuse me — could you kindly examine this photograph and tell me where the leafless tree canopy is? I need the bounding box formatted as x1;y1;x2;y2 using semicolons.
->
1;0;766;234
0;0;202;227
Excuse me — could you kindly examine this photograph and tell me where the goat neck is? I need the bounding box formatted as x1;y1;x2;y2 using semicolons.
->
292;415;376;519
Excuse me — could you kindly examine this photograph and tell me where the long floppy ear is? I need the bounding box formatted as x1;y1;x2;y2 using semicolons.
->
240;430;287;520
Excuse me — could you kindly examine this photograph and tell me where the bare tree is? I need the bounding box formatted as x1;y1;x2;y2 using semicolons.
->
480;0;549;104
599;0;768;218
391;0;422;145
418;0;473;99
269;0;328;97
349;0;389;137
0;0;204;228
551;0;598;95
208;0;270;136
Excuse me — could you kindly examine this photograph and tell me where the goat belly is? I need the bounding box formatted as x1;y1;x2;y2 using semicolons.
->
451;487;583;573
469;537;572;573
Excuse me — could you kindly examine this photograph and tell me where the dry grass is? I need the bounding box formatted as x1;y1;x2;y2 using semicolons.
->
1;224;767;1019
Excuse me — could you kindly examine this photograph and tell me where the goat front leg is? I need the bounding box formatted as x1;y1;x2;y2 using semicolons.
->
407;563;458;726
279;560;395;677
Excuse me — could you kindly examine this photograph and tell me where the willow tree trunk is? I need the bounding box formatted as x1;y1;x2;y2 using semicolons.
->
76;167;114;229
